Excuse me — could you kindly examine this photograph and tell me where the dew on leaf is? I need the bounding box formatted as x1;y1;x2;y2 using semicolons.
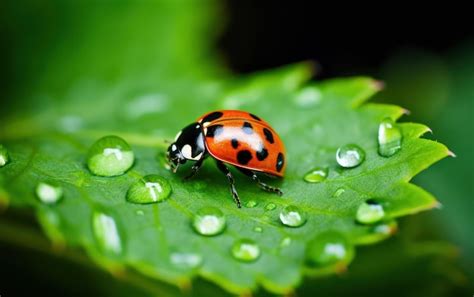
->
378;118;402;157
0;145;10;167
279;205;307;227
304;167;328;183
193;206;226;236
36;182;63;204
253;226;263;233
126;174;171;204
280;237;292;247
333;188;346;198
92;211;122;255
135;210;145;216
245;200;258;208
356;200;385;224
170;252;203;268
265;203;276;211
336;144;365;168
231;239;260;262
87;135;134;177
306;231;354;266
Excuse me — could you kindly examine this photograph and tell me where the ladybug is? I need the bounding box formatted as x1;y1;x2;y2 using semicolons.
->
167;110;286;208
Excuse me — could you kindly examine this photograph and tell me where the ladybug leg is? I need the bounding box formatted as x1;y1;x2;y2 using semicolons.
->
183;155;207;181
236;167;283;196
215;160;242;208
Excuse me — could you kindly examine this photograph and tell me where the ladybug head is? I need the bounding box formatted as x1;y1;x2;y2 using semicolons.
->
167;143;187;173
167;123;206;173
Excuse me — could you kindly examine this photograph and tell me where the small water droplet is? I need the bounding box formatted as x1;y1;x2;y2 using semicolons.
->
378;118;402;157
279;205;307;227
36;182;63;204
193;207;226;236
333;188;345;198
92;211;122;255
231;239;260;262
253;226;263;233
87;135;134;177
280;237;292;247
304;167;328;183
170;252;203;268
294;86;322;107
265;203;276;211
373;220;397;235
306;231;354;266
126;175;171;204
336;144;365;168
245;200;258;208
356;200;385;224
135;210;145;216
0;145;10;167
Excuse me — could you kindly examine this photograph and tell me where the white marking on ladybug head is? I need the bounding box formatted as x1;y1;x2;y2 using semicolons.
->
171;144;177;152
181;144;193;159
174;130;182;141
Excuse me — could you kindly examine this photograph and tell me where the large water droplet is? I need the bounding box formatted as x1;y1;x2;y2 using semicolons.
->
265;203;276;211
193;207;226;236
245;200;258;208
378;118;402;157
304;167;328;183
126;175;171;204
170;252;203;268
279;205;307;227
356;200;385;224
0;145;10;167
231;239;260;262
336;144;365;168
87;135;134;177
92;211;122;255
306;231;354;266
36;182;63;204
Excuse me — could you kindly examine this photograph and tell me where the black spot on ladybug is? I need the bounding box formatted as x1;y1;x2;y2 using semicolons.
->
206;124;223;138
256;148;269;161
231;138;239;149
276;152;284;172
263;128;274;144
249;113;261;121
201;111;223;124
242;122;253;134
237;150;252;165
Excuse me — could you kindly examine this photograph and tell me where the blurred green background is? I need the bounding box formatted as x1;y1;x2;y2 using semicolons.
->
1;1;472;296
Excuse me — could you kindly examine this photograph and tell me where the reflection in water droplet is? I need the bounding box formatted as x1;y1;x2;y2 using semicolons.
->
170;252;203;268
92;211;122;255
36;182;63;204
245;200;258;208
126;175;172;204
378;118;402;157
336;144;365;168
253;226;263;233
304;167;328;183
279;205;307;227
356;200;385;224
306;231;354;266
0;145;10;167
265;203;276;211
231;239;260;262
333;188;346;198
87;136;134;177
193;207;226;236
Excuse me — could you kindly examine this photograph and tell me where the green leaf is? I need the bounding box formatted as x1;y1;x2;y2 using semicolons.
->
0;1;450;295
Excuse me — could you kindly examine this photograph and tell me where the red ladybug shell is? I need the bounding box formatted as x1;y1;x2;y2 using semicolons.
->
197;110;286;177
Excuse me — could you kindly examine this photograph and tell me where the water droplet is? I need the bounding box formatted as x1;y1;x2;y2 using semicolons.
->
87;135;134;177
378;118;402;157
170;252;202;268
92;211;122;255
373;220;397;235
336;144;365;168
356;200;385;224
356;220;398;244
0;145;10;167
333;188;345;198
245;200;258;208
279;205;307;227
231;239;260;262
306;231;354;266
253;226;263;233
294;86;322;107
265;203;276;211
126;175;171;204
193;207;226;236
135;210;145;216
36;182;63;204
280;237;292;247
304;167;328;183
